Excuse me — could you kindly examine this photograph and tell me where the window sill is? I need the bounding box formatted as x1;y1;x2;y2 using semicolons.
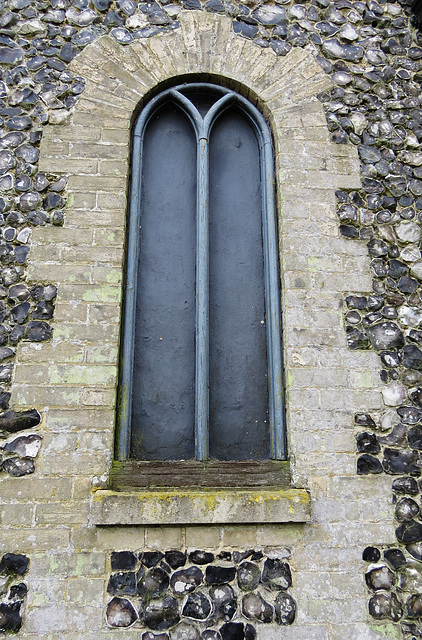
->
90;461;311;526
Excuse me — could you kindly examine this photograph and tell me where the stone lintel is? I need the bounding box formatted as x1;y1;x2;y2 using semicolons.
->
91;488;311;526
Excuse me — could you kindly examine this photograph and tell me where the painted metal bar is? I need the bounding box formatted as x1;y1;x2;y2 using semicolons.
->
195;134;210;460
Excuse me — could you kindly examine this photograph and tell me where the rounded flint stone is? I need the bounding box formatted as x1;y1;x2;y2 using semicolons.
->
356;432;380;454
406;543;422;562
405;593;422;619
219;622;249;640
141;596;180;631
106;596;138;628
138;567;169;598
357;454;383;475
365;565;395;591
261;559;292;590
107;571;137;596
274;592;296;625
363;547;381;562
0;602;23;632
24;321;53;342
209;585;236;621
384;548;406;569
171;567;203;595
408;426;422;450
2;458;35;477
189;551;214;565
404;345;422;370
142;551;164;568
366;322;404;351
241;593;273;623
395;497;420;522
237;562;260;591
202;632;221;640
0;553;29;576
382;448;421;475
205;566;236;586
169;622;200;640
0;409;40;434
396;520;422;544
368;593;402;621
182;592;211;620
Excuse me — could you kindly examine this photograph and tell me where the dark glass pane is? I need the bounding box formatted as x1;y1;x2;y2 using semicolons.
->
131;104;196;460
209;108;270;460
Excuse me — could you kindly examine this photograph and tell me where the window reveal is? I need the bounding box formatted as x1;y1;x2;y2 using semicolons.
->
116;83;285;462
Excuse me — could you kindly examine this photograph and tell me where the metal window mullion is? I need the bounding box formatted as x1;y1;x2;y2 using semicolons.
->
195;135;210;461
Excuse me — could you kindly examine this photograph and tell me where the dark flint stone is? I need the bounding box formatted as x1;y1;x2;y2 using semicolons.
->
232;22;258;39
34;173;49;192
244;625;255;640
2;457;35;476
405;594;422;619
9;582;28;600
241;593;273;623
362;546;380;562
408;426;422;450
322;38;364;61
0;601;22;632
9;325;24;345
0;150;15;175
237;562;260;591
202;632;221;640
0;47;22;66
143;633;169;640
27;210;48;226
339;224;358;238
189;551;214;565
141;596;179;631
169;622;200;640
384;548;406;569
383;448;421;475
357;454;383;475
112;556;135;580
138;567;169;598
107;571;137;596
165;550;186;569
59;43;78;61
206;566;236;586
0;393;10;410
0;553;29;576
356;432;380;454
392;477;419;495
182;592;211;620
0;409;41;433
14;246;29;264
359;145;382;163
205;0;225;11
345;296;366;310
33;301;54;320
209;585;236;621
262;559;291;590
397;406;422;425
377;424;407;447
365;565;395;591
409;333;422;346
406;543;422;562
395;497;420;522
355;413;376;427
15;144;39;164
404;345;422;371
106;596;138;628
368;592;402;621
170;567;203;594
399;276;418;293
397;520;422;543
11;302;30;324
388;260;408;279
30;284;57;302
220;623;246;640
366;322;404;351
3;434;42;458
274;592;296;625
346;326;369;349
24;321;53;341
43;192;62;212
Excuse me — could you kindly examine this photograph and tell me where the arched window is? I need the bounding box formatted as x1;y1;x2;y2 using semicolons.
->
116;83;285;469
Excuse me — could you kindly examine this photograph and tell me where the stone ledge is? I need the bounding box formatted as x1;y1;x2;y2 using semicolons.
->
91;488;311;525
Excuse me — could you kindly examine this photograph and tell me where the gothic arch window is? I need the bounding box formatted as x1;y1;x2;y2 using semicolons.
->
116;82;285;469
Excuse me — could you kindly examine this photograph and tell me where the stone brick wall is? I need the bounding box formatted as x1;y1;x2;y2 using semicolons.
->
0;1;421;638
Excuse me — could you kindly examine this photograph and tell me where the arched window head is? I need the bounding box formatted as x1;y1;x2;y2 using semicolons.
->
116;82;285;465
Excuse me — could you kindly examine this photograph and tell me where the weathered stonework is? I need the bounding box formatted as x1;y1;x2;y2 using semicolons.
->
0;0;421;637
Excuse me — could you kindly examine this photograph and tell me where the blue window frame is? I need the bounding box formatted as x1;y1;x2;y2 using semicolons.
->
116;82;285;462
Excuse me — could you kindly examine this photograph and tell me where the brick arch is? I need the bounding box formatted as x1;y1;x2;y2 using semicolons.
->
19;9;378;491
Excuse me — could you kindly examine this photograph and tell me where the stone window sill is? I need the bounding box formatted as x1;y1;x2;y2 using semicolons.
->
90;461;311;526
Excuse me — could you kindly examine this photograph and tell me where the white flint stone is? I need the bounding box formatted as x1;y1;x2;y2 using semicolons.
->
126;12;149;28
379;410;399;431
395;221;421;244
382;381;407;407
17;18;46;34
16;227;31;244
400;246;421;262
398;306;422;328
350;112;367;135
338;23;359;40
411;260;422;281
